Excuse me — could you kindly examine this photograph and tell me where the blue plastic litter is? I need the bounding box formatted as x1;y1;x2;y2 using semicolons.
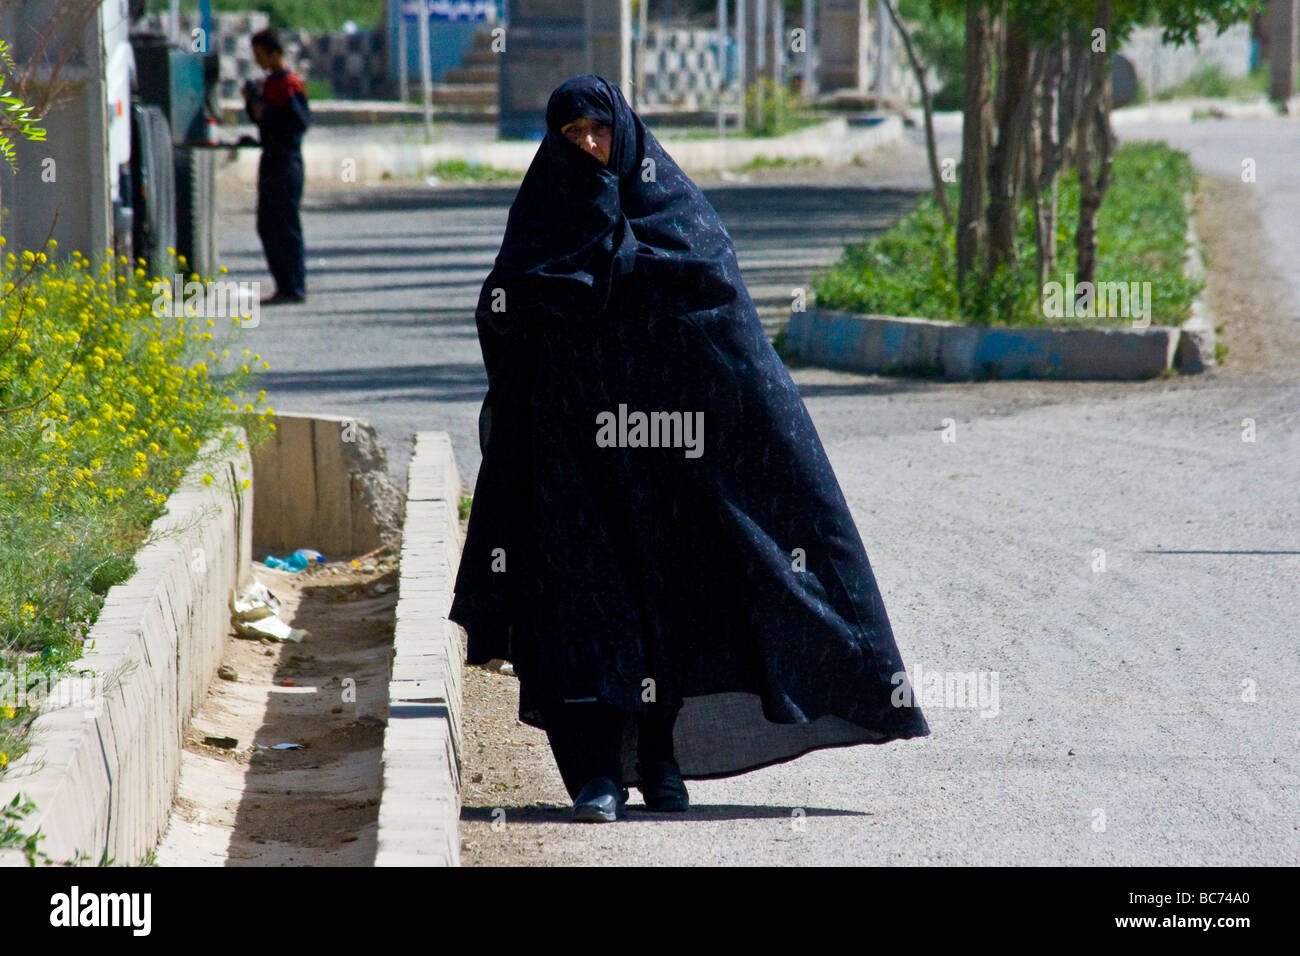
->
264;548;323;572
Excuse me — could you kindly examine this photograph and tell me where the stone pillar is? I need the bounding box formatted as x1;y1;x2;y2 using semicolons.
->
1267;0;1298;104
742;0;771;126
817;0;869;93
800;0;817;98
771;0;784;89
498;0;632;139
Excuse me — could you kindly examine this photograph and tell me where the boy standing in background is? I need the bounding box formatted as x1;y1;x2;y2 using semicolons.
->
244;28;310;304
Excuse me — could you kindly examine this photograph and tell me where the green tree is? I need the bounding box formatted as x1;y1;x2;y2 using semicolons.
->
939;0;1261;314
0;39;46;172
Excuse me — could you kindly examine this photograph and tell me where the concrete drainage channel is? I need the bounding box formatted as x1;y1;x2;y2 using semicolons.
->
0;413;466;866
156;417;464;865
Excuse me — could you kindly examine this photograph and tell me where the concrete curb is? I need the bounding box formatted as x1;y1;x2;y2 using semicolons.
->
224;115;903;186
0;433;252;866
923;96;1300;133
785;308;1181;380
1175;192;1215;373
375;431;463;866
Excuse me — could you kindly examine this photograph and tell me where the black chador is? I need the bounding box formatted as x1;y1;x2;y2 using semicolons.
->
449;75;930;804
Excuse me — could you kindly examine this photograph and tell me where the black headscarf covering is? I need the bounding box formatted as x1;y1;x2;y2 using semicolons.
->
450;74;929;789
479;74;741;330
480;76;636;326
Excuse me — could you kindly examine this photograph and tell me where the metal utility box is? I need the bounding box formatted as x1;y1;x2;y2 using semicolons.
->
133;37;216;146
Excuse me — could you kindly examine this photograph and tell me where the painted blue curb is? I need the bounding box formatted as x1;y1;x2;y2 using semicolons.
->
785;308;1184;381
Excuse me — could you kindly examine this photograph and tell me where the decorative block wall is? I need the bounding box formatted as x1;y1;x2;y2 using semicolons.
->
142;11;392;101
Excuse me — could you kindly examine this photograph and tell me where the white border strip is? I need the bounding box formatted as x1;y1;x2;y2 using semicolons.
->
375;431;463;866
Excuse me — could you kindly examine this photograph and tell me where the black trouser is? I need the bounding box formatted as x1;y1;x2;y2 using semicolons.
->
256;149;306;298
541;699;680;801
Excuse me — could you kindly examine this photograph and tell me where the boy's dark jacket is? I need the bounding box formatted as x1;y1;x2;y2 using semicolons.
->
247;69;310;152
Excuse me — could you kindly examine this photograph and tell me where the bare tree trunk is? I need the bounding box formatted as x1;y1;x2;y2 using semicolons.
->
1031;40;1064;287
986;14;1034;271
1058;31;1088;171
1026;67;1044;284
1075;1;1114;293
883;0;951;224
957;2;995;307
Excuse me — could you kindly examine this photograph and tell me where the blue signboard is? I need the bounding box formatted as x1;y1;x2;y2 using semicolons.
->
400;0;495;21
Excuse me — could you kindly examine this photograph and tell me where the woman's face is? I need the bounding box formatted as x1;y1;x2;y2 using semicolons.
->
560;116;612;165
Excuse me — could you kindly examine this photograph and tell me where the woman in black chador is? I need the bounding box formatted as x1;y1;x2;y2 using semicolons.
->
449;74;929;823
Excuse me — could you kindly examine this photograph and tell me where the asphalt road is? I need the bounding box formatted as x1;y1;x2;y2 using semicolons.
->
217;119;1300;864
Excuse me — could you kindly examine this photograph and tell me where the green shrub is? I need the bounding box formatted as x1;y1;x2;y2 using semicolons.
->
0;242;275;776
1155;64;1268;102
421;158;519;183
146;0;384;33
811;141;1201;328
743;78;821;137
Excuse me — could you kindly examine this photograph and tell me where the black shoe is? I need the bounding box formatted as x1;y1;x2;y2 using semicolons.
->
261;290;305;305
571;776;627;823
636;758;689;812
